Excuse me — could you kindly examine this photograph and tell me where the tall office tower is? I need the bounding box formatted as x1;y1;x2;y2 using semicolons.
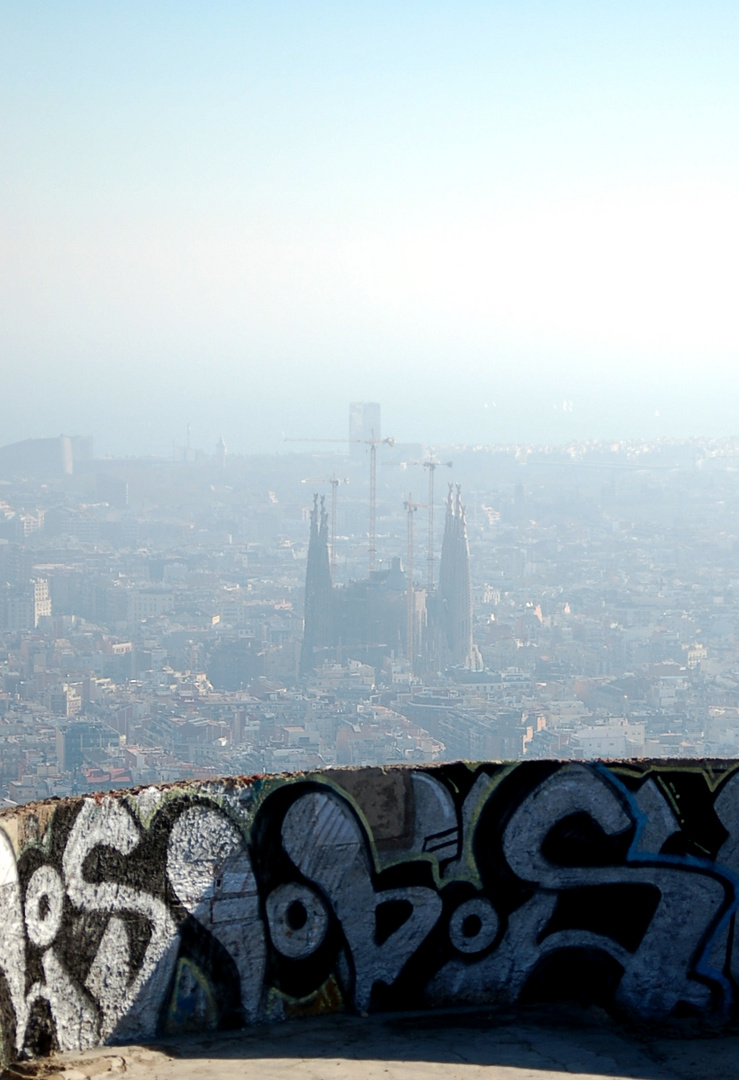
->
0;436;73;478
215;435;227;470
438;485;482;669
2;577;51;631
300;495;335;674
349;402;381;455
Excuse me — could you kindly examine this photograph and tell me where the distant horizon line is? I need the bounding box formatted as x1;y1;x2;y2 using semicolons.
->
3;431;739;462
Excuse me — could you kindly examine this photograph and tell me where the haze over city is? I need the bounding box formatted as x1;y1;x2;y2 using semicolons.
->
3;2;739;798
3;2;739;454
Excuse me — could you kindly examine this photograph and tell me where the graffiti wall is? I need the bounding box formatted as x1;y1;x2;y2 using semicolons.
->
2;759;739;1061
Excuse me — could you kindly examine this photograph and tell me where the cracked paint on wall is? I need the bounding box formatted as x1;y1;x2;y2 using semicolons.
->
1;759;739;1063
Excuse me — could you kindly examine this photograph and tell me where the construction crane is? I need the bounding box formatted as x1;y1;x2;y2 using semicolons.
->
300;474;349;578
422;458;453;592
286;433;394;573
403;493;426;677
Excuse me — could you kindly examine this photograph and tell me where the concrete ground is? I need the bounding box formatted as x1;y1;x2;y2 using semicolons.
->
3;1006;738;1080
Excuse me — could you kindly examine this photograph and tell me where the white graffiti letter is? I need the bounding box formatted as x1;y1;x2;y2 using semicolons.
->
63;799;179;1043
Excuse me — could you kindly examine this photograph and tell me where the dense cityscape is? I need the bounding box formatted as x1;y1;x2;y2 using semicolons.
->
1;407;739;806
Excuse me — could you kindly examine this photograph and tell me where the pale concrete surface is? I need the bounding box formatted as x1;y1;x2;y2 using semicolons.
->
3;1006;738;1080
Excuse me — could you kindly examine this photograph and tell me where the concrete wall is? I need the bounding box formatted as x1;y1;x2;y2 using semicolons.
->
1;759;739;1062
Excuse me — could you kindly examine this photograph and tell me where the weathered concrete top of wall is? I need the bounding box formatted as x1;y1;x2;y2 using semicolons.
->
1;759;739;1066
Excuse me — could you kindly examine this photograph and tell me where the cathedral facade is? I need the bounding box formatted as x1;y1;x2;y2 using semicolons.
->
300;485;481;676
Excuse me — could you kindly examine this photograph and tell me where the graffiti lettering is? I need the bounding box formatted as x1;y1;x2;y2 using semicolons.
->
0;759;737;1064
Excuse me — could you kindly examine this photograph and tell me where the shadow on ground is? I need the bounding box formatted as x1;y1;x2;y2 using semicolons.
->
6;1005;739;1080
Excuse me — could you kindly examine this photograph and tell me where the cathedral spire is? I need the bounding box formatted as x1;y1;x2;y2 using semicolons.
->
438;483;481;669
300;494;335;674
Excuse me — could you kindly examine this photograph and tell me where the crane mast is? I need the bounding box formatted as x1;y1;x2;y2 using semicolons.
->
405;494;417;676
403;493;426;677
369;442;377;572
421;458;453;592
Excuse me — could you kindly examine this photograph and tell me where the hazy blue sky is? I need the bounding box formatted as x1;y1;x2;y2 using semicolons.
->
2;2;739;455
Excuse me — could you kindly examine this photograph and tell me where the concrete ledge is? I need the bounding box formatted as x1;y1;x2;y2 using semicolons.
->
6;1007;739;1080
1;759;739;1066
